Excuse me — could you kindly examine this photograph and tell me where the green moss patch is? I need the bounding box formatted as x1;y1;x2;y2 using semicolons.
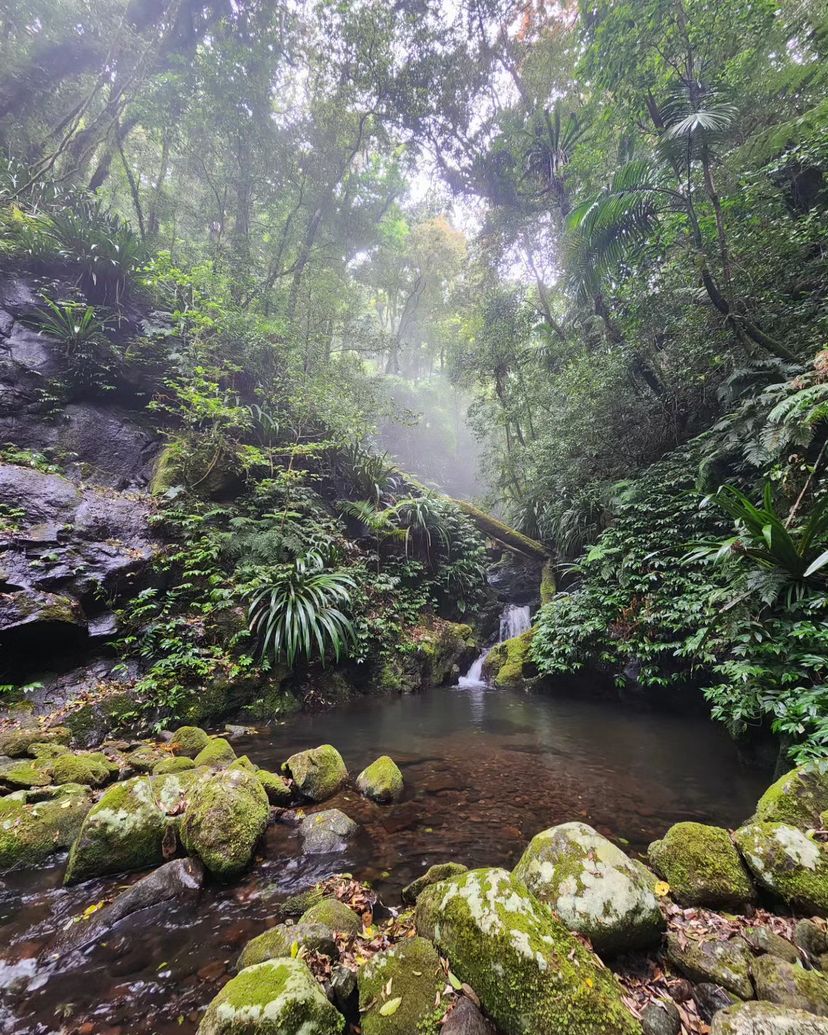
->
358;936;445;1035
648;822;755;909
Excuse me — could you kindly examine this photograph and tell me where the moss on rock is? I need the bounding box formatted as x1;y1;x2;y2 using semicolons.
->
482;629;535;690
358;936;444;1035
236;923;338;970
300;897;361;937
256;769;292;806
28;742;70;760
125;744;168;773
648;822;755;909
666;933;753;999
152;755;197;775
711;1001;828;1034
0;784;93;870
356;756;403;803
750;953;828;1015
0;757;52;790
735;821;828;915
415;867;641;1035
284;744;347;802
170;726;211;758
402;862;468;904
756;763;828;830
194;737;237;769
0;726;70;758
51;751;118;788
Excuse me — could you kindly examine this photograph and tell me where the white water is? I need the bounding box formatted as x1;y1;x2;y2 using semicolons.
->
458;604;531;688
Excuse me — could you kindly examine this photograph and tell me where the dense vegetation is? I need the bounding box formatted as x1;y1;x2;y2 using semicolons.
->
1;0;827;758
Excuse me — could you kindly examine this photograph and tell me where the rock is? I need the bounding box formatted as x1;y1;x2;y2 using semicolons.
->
666;933;753;1000
180;768;269;878
196;957;344;1035
712;1002;828;1034
743;926;800;964
236;923;338;970
358;935;444;1035
0;757;52;790
751;955;828;1015
255;769;292;805
152;755;196;775
512;821;664;954
641;1001;681;1035
481;629;535;689
356;756;403;803
299;898;362;937
124;744;168;773
756;764;828;831
284;744;348;802
648;822;755;909
694;984;737;1023
230;755;256;772
735;822;828;915
170;726;211;758
0;784;93;869
442;999;497;1035
50;751;118;787
402;862;469;904
300;809;359;855
795;921;828;963
194;737;237;768
414;867;640;1035
329;964;357;1012
0;726;69;758
0;588;87;650
275;886;327;919
225;724;251;739
28;742;70;760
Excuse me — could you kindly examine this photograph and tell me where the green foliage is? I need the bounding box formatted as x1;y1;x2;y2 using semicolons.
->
28;297;116;392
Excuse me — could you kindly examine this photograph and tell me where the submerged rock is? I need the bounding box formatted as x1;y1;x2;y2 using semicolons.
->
197;957;344;1035
0;784;93;869
756;764;828;831
402;862;468;904
512;821;664;954
735;822;828;915
284;744;348;802
666;933;753;1000
358;935;444;1035
751;954;828;1015
170;725;211;758
648;822;755;909
300;809;358;855
180;768;269;878
299;897;362;937
236;923;338;970
356;755;403;803
415;866;640;1035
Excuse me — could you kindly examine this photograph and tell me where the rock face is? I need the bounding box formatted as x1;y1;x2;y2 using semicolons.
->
402;862;469;904
180;768;269;878
735;822;828;915
756;764;828;830
197;957;345;1035
236;923;339;970
415;867;640;1035
356;756;403;803
751;955;828;1015
358;936;444;1035
284;745;348;801
648;822;755;909
512;821;664;954
666;933;754;1000
712;1001;828;1034
0;784;93;869
300;809;358;855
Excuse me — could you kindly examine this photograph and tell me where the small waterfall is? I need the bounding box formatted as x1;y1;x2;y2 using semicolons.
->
458;603;532;688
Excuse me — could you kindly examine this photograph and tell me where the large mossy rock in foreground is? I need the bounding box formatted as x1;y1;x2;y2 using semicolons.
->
513;821;664;954
415;867;640;1035
180;768;269;878
356;755;403;803
358;936;444;1035
284;744;348;802
735;822;828;916
197;957;344;1035
756;763;828;831
711;1001;828;1034
648;822;755;909
0;784;93;870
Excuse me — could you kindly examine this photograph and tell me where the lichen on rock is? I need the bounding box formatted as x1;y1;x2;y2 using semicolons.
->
711;1001;828;1034
735;821;828;916
755;763;828;831
0;783;93;870
648;822;755;909
666;932;753;1000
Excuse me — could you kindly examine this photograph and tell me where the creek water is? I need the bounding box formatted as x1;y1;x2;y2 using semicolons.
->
0;682;769;1034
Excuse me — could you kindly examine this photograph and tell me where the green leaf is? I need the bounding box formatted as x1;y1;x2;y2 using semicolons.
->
379;997;402;1016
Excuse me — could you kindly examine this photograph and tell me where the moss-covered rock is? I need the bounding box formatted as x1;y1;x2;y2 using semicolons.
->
197;957;344;1035
180;768;268;878
194;737;237;769
418;621;478;688
27;741;70;760
735;822;828;915
0;725;70;758
300;808;359;854
276;886;327;920
152;755;197;775
513;821;664;954
540;560;556;605
230;755;256;772
0;757;52;790
284;744;348;802
415;867;641;1035
356;756;403;803
402;862;468;904
51;751;118;787
299;897;362;937
236;923;339;970
256;769;292;806
648;822;755;909
358;936;444;1035
756;764;828;831
124;744;168;773
0;784;93;869
742;925;799;964
751;955;828;1014
666;933;753;999
711;1002;828;1034
170;726;211;758
482;629;535;690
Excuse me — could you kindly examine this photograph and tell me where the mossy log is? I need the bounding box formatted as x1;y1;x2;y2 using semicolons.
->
451;499;550;559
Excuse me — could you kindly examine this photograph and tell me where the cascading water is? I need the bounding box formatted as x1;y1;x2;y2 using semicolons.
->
458;603;532;688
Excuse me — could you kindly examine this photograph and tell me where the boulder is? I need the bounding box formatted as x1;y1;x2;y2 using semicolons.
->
194;737;237;768
795;921;828;964
666;933;753;1000
358;936;444;1035
402;862;468;904
482;629;535;689
50;751;118;787
0;725;69;758
356;756;403;803
641;1001;681;1035
300;809;358;855
742;926;800;964
180;768;269;878
0;784;93;869
28;742;70;760
512;821;664;954
256;769;292;805
196;957;344;1035
236;923;339;970
152;755;196;775
712;1002;828;1034
735;822;828;915
0;757;52;790
648;822;755;909
442;999;497;1035
169;725;211;758
414;867;640;1035
756;764;828;831
124;744;168;773
299;897;362;937
693;984;737;1023
751;955;828;1015
284;744;348;802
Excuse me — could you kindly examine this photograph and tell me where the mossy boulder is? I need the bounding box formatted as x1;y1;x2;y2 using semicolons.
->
300;808;359;854
513;821;664;954
356;756;403;803
197;957;344;1035
482;629;535;689
236;923;338;970
742;926;799;964
415;867;641;1035
735;822;828;915
51;751;118;787
402;862;468;904
170;726;211;758
418;621;478;687
711;1001;828;1034
756;764;828;831
284;744;348;802
230;755;256;772
180;768;268;879
752;954;828;1014
124;744;168;773
358;935;444;1035
0;757;52;790
666;933;753;1000
300;897;362;937
194;737;237;769
152;755;196;775
0;784;93;869
0;725;70;758
648;822;755;909
256;769;292;806
28;741;70;760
